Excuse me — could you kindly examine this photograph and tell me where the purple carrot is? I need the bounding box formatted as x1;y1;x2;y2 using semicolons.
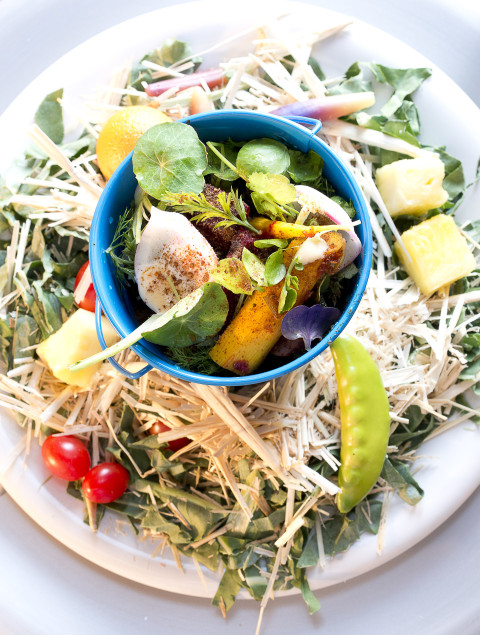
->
271;92;375;121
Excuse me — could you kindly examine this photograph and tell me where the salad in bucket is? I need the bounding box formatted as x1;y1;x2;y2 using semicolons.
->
76;110;370;382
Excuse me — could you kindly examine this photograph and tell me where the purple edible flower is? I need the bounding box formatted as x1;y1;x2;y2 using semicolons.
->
281;304;341;350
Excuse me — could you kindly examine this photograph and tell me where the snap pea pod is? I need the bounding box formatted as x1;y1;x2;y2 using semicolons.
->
330;334;390;514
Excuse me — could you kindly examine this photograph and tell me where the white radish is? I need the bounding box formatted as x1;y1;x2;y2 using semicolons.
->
134;207;218;314
294;185;362;267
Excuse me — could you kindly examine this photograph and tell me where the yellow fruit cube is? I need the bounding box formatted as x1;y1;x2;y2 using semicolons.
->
37;309;119;389
376;155;448;216
394;214;476;296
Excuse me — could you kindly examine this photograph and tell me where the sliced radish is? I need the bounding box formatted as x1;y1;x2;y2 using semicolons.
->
294;185;362;268
134;207;218;315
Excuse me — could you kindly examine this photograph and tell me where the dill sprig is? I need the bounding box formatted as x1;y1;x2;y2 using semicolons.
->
106;201;145;286
167;344;224;375
163;189;260;234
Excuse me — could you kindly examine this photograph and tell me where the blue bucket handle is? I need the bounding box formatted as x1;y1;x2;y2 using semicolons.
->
95;298;152;379
282;116;322;136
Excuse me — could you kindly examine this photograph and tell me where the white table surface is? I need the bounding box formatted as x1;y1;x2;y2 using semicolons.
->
0;1;479;634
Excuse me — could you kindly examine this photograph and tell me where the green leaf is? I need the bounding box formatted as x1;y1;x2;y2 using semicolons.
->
204;141;239;181
254;238;288;249
248;172;296;205
381;458;424;505
297;527;319;568
287;149;323;183
34;89;64;144
365;63;432;118
328;62;372;95
144;282;229;348
236;138;290;176
264;249;286;286
132;122;207;199
210;257;254;295
212;569;243;613
241;248;266;286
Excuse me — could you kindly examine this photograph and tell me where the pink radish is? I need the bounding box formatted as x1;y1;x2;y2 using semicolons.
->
294;185;362;267
145;68;225;97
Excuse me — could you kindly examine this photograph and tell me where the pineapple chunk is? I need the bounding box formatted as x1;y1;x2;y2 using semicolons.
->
37;309;119;389
394;214;476;296
376;155;448;216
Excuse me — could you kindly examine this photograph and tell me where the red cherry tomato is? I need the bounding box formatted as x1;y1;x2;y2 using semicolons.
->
41;435;91;481
149;421;191;453
74;261;96;312
82;462;129;503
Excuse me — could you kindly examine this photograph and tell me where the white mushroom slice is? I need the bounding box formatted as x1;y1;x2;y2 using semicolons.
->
294;184;362;267
134;206;218;315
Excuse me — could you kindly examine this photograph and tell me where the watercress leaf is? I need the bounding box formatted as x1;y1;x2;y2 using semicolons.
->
287;149;323;183
132;122;207;199
236;138;290;176
254;238;288;249
242;248;266;286
210;257;254;295
281;304;340;349
34;89;64;144
264;249;286;286
143;282;228;348
248;172;296;205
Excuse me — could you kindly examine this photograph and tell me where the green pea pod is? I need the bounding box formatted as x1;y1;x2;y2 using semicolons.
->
330;334;390;514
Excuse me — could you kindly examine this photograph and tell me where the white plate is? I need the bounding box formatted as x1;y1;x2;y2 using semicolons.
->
0;0;479;600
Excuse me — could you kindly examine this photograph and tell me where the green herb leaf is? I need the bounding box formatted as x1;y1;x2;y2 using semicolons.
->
164;188;259;234
248;172;296;205
133;122;207;199
34;89;64;144
210;257;254;295
254;238;289;249
264;249;286;286
381;458;424;505
241;248;266;287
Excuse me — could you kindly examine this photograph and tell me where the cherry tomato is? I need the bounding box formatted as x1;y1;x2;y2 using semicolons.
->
82;462;129;503
149;421;191;453
74;261;96;312
41;435;91;481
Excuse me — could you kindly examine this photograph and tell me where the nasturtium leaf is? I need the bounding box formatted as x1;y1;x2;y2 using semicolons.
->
248;172;296;205
287;149;323;183
242;248;266;287
132;122;207;199
34;89;64;144
264;249;286;286
281;304;340;349
210;258;254;295
143;282;228;348
236;138;290;176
